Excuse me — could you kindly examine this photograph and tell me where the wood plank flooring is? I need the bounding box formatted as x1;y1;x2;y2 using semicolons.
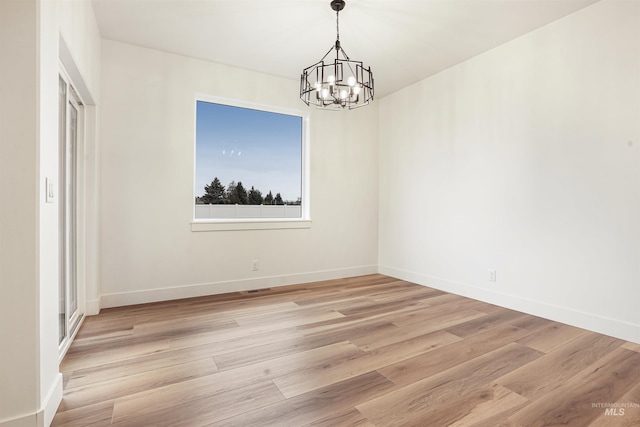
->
53;274;640;426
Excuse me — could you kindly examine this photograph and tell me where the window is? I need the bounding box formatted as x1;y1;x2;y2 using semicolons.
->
193;96;310;231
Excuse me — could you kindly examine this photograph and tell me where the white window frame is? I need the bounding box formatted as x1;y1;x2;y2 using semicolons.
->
191;94;311;232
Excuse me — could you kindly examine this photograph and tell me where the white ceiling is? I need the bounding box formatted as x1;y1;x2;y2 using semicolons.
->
92;0;599;98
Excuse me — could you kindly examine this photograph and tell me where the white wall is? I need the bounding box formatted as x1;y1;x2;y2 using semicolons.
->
98;41;378;307
0;0;100;425
0;1;40;424
379;0;640;343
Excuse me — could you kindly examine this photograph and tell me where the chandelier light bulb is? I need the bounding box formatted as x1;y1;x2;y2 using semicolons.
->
347;76;356;86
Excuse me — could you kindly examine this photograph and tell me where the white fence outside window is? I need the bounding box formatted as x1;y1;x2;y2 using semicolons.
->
195;204;302;219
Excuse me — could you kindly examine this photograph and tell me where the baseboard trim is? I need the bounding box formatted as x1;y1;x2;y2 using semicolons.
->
0;373;61;427
379;265;640;344
0;415;36;427
85;298;100;316
41;373;62;427
99;265;378;309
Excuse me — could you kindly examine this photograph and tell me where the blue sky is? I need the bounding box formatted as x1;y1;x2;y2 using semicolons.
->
195;101;302;202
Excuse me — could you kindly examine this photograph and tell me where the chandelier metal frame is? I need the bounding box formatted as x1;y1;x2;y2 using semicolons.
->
300;0;374;110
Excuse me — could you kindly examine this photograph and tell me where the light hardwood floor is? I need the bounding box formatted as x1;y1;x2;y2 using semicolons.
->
53;274;640;426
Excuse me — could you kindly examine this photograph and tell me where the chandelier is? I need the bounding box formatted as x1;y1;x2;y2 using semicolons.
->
300;0;374;110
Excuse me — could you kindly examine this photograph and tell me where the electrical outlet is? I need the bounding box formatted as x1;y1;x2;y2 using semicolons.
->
252;260;259;271
489;269;497;282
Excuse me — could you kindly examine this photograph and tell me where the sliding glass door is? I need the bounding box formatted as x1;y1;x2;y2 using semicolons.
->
58;71;84;350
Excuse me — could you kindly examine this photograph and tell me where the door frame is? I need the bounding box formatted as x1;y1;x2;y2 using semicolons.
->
58;65;86;358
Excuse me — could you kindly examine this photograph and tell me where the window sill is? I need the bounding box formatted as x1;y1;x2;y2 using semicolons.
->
191;219;312;232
